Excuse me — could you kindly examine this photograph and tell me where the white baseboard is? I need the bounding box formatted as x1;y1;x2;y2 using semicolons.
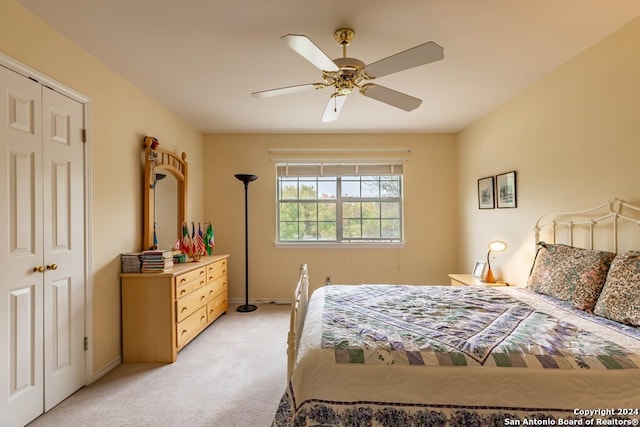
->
90;355;122;384
229;298;291;305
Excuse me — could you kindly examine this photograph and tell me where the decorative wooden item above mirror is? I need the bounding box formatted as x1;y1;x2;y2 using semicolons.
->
143;136;188;250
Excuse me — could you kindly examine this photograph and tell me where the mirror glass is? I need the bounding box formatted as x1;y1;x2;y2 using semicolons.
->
154;172;178;250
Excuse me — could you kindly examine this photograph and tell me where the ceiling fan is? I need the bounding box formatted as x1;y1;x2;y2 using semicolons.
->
251;28;444;122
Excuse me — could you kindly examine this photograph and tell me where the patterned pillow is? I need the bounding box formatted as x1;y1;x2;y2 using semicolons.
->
593;251;640;326
527;242;616;311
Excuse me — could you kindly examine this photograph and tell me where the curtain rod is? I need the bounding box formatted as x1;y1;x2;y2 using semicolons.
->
268;148;411;154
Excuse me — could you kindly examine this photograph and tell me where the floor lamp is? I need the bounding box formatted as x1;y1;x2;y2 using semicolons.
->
235;174;258;312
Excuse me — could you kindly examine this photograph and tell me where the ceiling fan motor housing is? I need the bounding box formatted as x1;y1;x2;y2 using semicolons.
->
326;57;366;95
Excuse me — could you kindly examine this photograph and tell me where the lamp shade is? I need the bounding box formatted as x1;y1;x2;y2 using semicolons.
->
488;240;508;252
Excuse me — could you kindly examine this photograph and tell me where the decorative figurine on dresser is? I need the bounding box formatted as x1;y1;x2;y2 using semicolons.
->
119;137;229;363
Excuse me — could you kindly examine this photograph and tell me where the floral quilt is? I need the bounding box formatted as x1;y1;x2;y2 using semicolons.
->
321;285;637;370
273;285;640;427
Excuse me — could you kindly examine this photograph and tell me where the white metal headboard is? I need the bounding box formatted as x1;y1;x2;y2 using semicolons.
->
534;198;640;253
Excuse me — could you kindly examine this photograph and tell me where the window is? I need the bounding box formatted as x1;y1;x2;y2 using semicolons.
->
277;163;403;244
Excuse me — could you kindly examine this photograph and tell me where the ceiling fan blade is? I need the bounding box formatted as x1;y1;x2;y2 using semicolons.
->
321;94;347;122
252;83;319;98
360;84;422;111
281;34;339;72
365;41;444;78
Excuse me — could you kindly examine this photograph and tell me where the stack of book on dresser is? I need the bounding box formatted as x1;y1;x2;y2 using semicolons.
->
121;252;142;273
140;250;174;273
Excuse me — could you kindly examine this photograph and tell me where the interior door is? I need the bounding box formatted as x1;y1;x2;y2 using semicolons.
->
0;65;86;426
0;64;45;427
42;86;85;411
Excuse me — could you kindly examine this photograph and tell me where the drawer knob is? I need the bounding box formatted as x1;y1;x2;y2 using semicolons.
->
181;307;187;313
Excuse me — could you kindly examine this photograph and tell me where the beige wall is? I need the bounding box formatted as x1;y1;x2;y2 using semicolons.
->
4;0;638;380
457;16;640;285
1;0;204;376
203;134;458;299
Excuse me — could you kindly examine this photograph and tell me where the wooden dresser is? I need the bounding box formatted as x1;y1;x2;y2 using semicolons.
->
120;254;229;363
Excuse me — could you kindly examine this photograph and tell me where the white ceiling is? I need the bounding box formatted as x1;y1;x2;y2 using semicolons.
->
15;0;640;133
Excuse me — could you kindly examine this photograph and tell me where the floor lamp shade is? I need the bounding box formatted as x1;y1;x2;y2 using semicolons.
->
235;174;258;312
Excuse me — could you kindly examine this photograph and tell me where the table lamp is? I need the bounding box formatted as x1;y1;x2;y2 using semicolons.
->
485;240;507;283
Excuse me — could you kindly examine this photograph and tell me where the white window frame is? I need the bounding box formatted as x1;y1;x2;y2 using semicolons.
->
275;162;404;247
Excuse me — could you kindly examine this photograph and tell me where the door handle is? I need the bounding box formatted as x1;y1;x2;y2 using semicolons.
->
46;264;58;271
33;265;45;273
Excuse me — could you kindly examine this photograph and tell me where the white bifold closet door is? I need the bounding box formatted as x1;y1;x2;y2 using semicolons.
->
0;64;86;427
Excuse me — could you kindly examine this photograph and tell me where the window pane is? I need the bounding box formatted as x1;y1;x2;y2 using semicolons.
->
301;221;317;240
279;202;298;221
341;179;360;197
343;219;361;238
362;219;381;238
279;222;299;240
380;177;400;197
280;179;298;199
299;203;317;221
361;177;380;197
362;202;380;219
318;203;336;221
381;219;400;238
318;179;337;199
299;181;317;199
318;222;336;240
343;202;361;218
381;202;399;218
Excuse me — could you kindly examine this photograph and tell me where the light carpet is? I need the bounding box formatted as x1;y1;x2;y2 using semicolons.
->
28;302;290;427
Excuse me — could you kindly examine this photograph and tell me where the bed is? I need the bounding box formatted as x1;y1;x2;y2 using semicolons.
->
273;198;640;427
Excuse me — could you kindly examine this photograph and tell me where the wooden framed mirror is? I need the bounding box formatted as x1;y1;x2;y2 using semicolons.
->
142;136;188;251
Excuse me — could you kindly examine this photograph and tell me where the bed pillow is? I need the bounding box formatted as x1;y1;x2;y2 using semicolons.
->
527;242;616;311
593;251;640;326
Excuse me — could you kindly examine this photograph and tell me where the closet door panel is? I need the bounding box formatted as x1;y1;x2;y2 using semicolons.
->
0;65;44;427
42;87;85;411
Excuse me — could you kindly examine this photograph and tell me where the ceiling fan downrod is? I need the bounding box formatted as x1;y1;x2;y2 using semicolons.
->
334;28;355;58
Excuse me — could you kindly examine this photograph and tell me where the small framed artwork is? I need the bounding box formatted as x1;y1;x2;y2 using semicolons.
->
472;260;487;279
477;176;494;209
496;171;517;208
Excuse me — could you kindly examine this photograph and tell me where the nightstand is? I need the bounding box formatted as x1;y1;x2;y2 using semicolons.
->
448;274;508;287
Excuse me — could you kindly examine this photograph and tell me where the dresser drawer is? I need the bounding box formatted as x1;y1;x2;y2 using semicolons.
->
207;293;228;323
206;259;228;282
215;292;228;314
204;282;217;304
176;274;207;299
176;286;208;322
176;267;206;288
209;275;228;297
176;306;207;348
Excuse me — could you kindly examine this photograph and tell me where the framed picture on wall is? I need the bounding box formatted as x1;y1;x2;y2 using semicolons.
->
496;171;517;208
477;176;495;209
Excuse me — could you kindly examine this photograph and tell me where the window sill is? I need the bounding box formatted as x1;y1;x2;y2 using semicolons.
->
274;242;406;249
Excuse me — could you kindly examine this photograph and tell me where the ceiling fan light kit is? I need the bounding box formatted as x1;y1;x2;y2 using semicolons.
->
252;28;444;122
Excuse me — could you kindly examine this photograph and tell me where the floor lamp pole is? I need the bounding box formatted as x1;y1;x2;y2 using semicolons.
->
235;174;258;312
